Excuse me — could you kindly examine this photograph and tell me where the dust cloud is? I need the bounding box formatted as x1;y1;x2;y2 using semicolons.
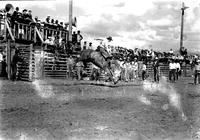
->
142;76;187;121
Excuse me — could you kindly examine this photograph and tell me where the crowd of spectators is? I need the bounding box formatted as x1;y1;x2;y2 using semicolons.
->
0;5;85;54
79;38;200;83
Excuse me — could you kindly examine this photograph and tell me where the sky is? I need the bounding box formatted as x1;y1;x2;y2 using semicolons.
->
1;0;200;52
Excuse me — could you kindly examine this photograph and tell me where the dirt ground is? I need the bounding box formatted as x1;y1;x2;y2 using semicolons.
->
0;77;200;140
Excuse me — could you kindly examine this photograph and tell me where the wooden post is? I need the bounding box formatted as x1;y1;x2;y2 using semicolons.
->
45;29;47;40
34;27;36;43
66;56;68;79
29;27;32;40
17;24;20;38
29;44;33;81
7;39;11;80
22;25;24;39
42;46;45;78
25;25;28;40
13;24;16;37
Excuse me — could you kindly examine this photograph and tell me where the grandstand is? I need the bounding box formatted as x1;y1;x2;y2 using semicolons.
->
0;4;81;81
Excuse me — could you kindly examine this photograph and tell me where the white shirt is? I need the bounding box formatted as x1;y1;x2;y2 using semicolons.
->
169;50;173;54
175;63;181;69
142;64;146;71
0;53;3;62
77;34;82;42
169;62;176;70
195;63;200;71
132;62;138;71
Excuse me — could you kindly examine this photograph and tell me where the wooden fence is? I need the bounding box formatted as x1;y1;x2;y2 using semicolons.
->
144;62;193;80
14;49;194;81
16;44;35;81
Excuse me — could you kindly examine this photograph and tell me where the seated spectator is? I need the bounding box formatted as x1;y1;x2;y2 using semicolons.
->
169;48;173;55
20;9;32;24
64;23;68;30
59;22;64;30
34;16;40;23
45;16;50;23
50;19;54;25
22;9;28;19
55;20;59;25
27;10;33;20
12;7;20;19
54;20;62;30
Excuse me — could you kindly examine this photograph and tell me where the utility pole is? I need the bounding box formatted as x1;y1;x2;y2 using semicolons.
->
67;0;73;54
68;0;73;42
180;2;189;52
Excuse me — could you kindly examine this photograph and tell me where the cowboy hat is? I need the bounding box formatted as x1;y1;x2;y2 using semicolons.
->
106;36;113;41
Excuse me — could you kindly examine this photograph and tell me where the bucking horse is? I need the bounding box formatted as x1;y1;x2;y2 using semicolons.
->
77;46;121;84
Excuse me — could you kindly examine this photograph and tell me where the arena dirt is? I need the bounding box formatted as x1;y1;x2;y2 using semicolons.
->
0;77;199;140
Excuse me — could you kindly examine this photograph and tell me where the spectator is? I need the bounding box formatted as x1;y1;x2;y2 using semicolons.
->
169;59;176;82
22;9;28;19
194;59;200;84
72;31;77;44
50;19;55;25
67;55;74;79
27;10;32;20
88;42;92;49
184;49;188;56
55;20;59;25
132;57;138;79
59;22;64;30
12;7;20;19
83;41;87;50
1;56;7;77
153;57;159;82
142;62;147;81
64;23;68;30
180;47;186;56
175;60;181;80
0;50;2;62
0;50;3;75
45;16;50;23
34;16;40;22
77;30;83;48
169;49;173;55
11;49;24;81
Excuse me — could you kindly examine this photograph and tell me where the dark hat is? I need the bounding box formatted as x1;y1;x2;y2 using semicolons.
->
23;9;27;12
107;36;113;41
